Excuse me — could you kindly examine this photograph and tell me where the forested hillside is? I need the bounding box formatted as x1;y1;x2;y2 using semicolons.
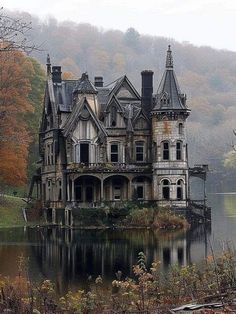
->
5;10;236;191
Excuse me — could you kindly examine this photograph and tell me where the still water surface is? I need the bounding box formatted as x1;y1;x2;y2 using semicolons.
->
0;193;236;294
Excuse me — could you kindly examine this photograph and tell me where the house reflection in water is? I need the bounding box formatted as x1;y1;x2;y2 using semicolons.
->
28;225;211;294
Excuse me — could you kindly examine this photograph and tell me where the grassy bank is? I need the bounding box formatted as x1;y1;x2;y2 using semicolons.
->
0;195;26;227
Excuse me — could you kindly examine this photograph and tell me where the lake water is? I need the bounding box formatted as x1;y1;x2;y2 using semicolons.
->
0;193;236;294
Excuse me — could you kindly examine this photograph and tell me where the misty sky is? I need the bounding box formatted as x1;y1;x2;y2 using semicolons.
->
4;0;236;51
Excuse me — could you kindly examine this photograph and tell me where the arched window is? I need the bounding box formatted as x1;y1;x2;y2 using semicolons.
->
179;123;183;135
162;179;170;200
177;179;184;200
135;141;144;162
110;105;117;127
176;141;182;160
162;141;169;160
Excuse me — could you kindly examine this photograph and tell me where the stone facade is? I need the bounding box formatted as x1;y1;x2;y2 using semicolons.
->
36;46;191;223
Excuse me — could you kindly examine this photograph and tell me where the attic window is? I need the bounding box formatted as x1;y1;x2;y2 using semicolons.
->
110;105;117;127
161;94;169;106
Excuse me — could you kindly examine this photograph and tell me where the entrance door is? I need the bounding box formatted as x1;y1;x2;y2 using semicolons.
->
80;143;89;163
86;186;93;202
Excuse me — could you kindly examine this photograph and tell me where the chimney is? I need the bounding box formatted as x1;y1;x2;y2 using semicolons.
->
94;76;103;87
52;66;62;83
141;70;153;115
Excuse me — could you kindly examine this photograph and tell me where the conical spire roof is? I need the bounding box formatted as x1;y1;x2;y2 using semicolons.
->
154;45;187;111
74;72;97;94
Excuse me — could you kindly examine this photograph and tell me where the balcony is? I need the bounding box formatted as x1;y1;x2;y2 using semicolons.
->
66;162;152;174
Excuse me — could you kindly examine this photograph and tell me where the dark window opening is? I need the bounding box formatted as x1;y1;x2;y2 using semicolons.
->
111;144;119;162
177;180;183;200
179;123;183;135
114;186;121;200
178;247;184;264
137;186;144;199
75;185;82;201
162;179;170;200
163;142;169;160
163;248;171;266
80;143;89;163
176;142;182;160
86;186;93;202
136;142;144;162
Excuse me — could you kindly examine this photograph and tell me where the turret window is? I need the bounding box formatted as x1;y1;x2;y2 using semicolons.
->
177;179;184;200
179;123;183;135
176;141;182;160
135;141;144;162
162;141;169;160
162;179;170;200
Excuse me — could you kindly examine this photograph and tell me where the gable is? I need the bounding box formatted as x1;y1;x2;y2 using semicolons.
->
134;116;149;130
112;76;140;101
63;97;107;138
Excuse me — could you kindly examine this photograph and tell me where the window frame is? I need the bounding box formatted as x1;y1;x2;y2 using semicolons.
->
162;141;170;160
135;141;145;162
110;143;119;163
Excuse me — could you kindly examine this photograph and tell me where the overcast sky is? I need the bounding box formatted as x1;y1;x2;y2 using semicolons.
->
4;0;236;51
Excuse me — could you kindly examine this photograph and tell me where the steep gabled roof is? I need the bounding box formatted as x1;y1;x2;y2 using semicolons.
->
73;72;97;94
62;96;107;138
153;45;188;111
106;75;141;100
105;94;124;113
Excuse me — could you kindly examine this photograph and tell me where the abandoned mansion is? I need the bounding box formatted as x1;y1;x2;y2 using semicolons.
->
35;46;195;221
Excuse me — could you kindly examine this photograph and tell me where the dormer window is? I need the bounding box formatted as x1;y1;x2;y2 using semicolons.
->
160;93;169;106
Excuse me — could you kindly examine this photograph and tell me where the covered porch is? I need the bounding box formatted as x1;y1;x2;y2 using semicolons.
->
66;174;152;207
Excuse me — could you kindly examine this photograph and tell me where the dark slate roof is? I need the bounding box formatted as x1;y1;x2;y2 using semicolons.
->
73;72;97;94
54;81;77;112
153;46;188;111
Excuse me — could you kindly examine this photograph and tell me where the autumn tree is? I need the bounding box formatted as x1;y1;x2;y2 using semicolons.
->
0;51;36;187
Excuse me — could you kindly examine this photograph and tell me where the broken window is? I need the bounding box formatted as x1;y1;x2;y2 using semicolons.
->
137;186;144;200
114;186;121;200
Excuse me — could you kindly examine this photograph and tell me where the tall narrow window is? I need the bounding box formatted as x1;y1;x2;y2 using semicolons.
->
179;123;183;135
176;141;182;160
162;179;170;200
110;143;119;162
110;105;117;127
136;141;144;162
177;179;183;200
162;141;169;160
80;143;89;163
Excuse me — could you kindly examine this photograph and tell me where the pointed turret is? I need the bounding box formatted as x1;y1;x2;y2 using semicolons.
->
46;53;51;75
153;45;188;111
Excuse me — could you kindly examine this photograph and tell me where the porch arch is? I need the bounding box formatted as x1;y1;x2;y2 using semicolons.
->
103;175;130;201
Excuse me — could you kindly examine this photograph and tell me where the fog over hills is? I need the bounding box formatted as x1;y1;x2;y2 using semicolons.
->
14;10;236;189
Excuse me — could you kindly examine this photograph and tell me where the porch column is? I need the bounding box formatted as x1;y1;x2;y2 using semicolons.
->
67;176;70;201
71;178;75;204
128;179;132;200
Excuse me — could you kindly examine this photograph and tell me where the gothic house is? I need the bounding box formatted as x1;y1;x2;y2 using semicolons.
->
37;46;190;223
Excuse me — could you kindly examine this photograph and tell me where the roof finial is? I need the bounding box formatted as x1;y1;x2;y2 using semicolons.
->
166;45;173;69
46;53;51;75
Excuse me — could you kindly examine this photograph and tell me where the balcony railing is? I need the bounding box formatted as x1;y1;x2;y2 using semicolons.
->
66;162;152;173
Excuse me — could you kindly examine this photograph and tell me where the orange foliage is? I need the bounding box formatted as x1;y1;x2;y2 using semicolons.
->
0;51;34;186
